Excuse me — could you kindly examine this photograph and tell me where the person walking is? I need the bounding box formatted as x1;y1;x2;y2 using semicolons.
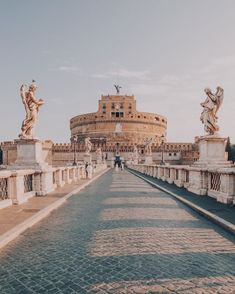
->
85;162;89;178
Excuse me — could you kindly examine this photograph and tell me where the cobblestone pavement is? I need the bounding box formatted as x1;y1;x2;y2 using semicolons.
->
128;168;235;226
0;169;235;293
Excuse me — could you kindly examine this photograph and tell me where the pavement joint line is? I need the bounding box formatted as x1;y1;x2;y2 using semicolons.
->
0;168;110;250
128;169;235;236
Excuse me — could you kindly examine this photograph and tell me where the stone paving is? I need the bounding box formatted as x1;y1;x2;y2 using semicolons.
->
0;169;235;293
128;168;235;226
0;180;88;236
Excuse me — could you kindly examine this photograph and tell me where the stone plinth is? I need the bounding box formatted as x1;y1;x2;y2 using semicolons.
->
84;154;92;164
8;139;54;196
194;136;232;167
10;139;49;170
96;155;102;164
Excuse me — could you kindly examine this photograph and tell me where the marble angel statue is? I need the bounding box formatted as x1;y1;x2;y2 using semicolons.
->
19;80;44;139
200;86;224;135
84;137;92;154
144;138;153;156
132;144;139;163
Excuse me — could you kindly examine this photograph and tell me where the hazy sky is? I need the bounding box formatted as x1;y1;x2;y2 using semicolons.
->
1;0;235;143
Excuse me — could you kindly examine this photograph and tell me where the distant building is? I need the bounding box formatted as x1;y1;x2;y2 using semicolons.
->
70;94;167;147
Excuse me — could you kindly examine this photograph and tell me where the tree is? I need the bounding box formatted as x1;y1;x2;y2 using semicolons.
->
0;148;2;165
226;137;235;163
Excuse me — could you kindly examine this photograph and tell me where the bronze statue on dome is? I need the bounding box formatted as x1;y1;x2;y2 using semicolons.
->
114;84;122;95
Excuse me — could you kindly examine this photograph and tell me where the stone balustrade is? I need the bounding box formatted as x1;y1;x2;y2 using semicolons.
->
128;163;235;205
0;163;107;210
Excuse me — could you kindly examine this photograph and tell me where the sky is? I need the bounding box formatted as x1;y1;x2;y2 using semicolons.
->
0;0;235;143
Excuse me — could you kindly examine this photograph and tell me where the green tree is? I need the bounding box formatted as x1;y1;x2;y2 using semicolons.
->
226;137;235;163
0;148;2;165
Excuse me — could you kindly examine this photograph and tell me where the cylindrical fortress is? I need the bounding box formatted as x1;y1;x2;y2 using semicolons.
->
70;94;167;146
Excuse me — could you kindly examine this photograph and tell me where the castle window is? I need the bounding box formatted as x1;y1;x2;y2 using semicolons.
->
111;111;124;118
155;117;159;121
111;103;115;109
174;153;177;156
102;104;106;109
120;103;124;109
144;116;146;119
138;115;140;118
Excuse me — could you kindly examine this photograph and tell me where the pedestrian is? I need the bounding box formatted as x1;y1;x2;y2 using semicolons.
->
85;162;88;178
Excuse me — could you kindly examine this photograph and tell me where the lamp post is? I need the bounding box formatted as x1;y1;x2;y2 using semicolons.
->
72;136;78;166
161;135;165;165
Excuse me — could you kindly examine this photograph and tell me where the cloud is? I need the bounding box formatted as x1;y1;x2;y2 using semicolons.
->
110;68;150;80
129;83;169;96
58;66;81;73
91;73;109;79
91;67;150;80
129;74;188;97
130;54;235;100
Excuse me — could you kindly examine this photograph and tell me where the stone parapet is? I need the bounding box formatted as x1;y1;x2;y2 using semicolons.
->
128;163;235;204
0;163;107;209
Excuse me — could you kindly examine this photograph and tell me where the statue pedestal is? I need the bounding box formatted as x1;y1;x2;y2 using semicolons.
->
96;157;102;164
8;139;54;196
84;153;92;164
194;136;232;167
96;153;102;164
144;155;153;165
11;139;49;170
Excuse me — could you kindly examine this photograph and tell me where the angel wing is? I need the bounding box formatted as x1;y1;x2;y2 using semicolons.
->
20;84;30;118
214;86;224;117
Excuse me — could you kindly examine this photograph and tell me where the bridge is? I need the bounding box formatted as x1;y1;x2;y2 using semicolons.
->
0;168;235;293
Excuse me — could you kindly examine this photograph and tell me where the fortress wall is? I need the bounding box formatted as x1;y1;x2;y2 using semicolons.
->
70;94;167;145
